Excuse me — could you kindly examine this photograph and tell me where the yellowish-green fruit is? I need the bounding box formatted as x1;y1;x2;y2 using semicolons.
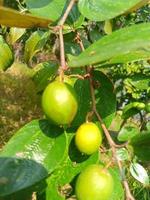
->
42;80;78;125
75;164;114;200
75;122;102;155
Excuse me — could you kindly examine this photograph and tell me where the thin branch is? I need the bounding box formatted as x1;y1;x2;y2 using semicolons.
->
57;0;77;80
59;28;66;80
76;32;135;200
58;0;77;26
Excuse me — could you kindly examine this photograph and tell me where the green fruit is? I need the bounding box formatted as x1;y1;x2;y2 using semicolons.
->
75;122;102;155
75;164;114;200
42;80;78;125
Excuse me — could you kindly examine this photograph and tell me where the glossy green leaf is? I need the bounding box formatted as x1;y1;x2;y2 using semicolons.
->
38;132;99;200
0;120;67;196
118;124;140;142
33;61;58;92
25;0;84;28
73;70;116;128
130;133;150;162
130;163;149;185
109;167;125;200
0;36;14;71
0;6;52;28
8;27;26;44
78;0;148;21
25;0;67;21
68;23;150;67
24;31;49;64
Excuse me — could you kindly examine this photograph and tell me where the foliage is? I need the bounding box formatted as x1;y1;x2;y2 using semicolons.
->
0;1;150;200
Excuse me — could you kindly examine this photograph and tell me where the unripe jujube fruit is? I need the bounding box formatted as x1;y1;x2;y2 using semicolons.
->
75;164;114;200
75;122;102;155
42;80;78;125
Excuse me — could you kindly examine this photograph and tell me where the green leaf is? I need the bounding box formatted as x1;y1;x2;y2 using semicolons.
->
72;78;91;126
125;0;149;14
93;71;116;127
68;23;150;67
130;163;149;185
116;148;129;161
89;28;102;43
8;27;26;45
125;75;150;91
122;102;145;120
0;6;52;28
130;133;150;162
118;123;140;142
33;61;58;92
0;36;14;71
24;31;49;64
73;70;116;128
38;132;99;200
25;0;67;21
64;32;90;56
0;120;67;196
66;4;85;29
109;167;125;200
78;0;148;21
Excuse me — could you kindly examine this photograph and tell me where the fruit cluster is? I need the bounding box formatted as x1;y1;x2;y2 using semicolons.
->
42;79;114;200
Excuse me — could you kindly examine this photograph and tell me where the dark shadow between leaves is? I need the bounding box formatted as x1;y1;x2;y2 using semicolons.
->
39;119;64;138
69;136;89;163
0;157;48;198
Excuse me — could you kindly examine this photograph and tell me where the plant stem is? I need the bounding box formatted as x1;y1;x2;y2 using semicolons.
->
57;0;77;81
58;0;77;26
58;28;66;81
76;32;135;200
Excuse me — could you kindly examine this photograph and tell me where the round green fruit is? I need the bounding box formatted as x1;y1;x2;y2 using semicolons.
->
75;164;114;200
42;80;78;125
75;122;102;155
